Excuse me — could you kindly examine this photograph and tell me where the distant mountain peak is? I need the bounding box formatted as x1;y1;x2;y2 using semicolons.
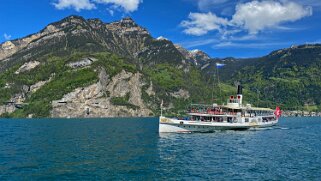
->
88;18;103;24
121;17;135;23
156;36;169;41
191;49;201;53
61;15;86;23
113;17;138;27
174;44;211;66
0;15;185;68
66;15;85;20
48;15;88;30
269;44;321;57
106;17;149;35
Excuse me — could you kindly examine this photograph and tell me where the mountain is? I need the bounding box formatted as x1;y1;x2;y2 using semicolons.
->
0;15;185;72
0;16;220;118
199;44;321;111
0;15;320;118
226;44;321;110
174;45;210;67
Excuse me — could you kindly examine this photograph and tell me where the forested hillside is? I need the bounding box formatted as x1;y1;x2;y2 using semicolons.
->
0;16;320;118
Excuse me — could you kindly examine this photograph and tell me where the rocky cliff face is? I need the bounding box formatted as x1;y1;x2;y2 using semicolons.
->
2;15;319;117
175;45;211;67
0;15;197;118
51;70;153;118
0;16;185;72
0;25;60;61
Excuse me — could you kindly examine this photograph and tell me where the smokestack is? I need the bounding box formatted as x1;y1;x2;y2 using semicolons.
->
237;85;242;95
237;85;243;105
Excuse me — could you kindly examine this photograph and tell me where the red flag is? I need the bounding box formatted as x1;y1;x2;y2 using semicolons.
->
274;106;282;118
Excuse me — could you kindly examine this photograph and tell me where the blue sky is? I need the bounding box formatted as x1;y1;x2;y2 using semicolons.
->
1;0;320;58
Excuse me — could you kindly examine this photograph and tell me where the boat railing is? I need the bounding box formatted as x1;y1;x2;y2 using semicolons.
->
189;110;238;116
207;110;225;115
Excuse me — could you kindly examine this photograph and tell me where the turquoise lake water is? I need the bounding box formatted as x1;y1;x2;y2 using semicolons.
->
0;117;320;180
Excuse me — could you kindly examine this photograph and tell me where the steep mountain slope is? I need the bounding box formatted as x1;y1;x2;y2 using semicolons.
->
229;44;321;110
175;45;210;67
0;15;184;72
0;16;228;118
0;15;320;118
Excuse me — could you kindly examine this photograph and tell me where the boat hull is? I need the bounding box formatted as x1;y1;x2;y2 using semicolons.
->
159;117;278;133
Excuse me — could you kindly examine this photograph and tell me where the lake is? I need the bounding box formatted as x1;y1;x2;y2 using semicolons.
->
0;117;320;180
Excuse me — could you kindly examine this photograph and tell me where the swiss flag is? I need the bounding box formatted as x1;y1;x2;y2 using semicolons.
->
274;106;282;118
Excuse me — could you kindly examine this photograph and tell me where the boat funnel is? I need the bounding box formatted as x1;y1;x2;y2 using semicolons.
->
237;85;242;95
237;85;243;105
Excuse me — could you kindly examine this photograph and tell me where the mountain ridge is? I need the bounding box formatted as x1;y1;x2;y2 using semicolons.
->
0;15;320;118
0;15;185;72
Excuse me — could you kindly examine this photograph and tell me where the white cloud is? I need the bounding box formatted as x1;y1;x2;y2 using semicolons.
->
197;0;231;11
94;0;142;12
231;1;313;34
53;0;142;13
212;41;290;49
181;1;312;36
181;12;229;36
53;0;96;11
179;34;258;48
4;33;12;40
196;0;321;10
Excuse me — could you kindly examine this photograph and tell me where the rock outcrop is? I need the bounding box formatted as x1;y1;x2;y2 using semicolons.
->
170;89;190;99
51;70;153;118
0;15;184;72
175;44;211;66
15;61;40;74
145;81;156;96
0;104;16;116
67;57;97;69
29;77;53;93
0;25;61;61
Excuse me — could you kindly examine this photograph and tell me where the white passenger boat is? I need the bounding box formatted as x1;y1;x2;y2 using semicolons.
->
159;85;282;133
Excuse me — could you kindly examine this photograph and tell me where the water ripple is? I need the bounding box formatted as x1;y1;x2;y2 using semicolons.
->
0;117;320;180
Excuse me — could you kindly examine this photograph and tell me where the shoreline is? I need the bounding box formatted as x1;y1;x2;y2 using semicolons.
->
1;115;321;119
0;116;158;120
282;110;321;117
